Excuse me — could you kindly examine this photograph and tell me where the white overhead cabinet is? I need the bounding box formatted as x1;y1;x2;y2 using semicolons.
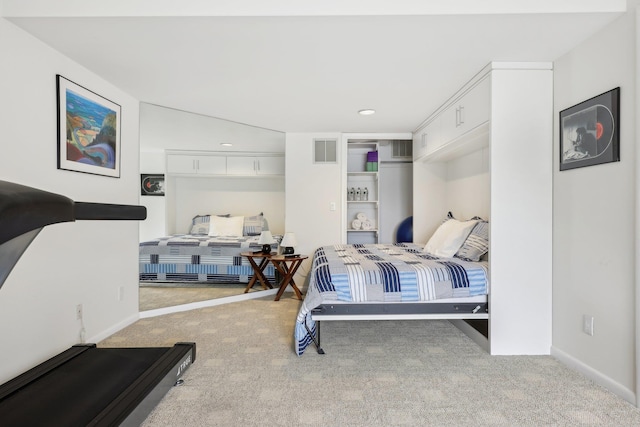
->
167;152;284;177
414;76;490;162
226;155;285;176
167;154;227;175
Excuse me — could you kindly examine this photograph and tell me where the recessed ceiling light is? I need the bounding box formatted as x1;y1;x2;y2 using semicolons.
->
220;143;233;147
358;109;376;116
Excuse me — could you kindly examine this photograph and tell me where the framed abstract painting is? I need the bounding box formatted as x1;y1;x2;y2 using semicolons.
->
56;75;121;177
559;87;620;171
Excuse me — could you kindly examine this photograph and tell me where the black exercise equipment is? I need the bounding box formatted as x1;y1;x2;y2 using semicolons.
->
0;180;196;426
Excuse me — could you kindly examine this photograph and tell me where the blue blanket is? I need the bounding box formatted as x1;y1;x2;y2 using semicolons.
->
295;243;488;355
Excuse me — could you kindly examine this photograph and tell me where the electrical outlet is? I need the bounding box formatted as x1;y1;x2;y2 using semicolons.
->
76;304;83;320
582;315;594;336
118;286;124;301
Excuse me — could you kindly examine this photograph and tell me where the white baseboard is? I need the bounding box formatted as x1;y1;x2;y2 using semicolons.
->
88;312;140;344
450;319;489;353
551;345;636;406
139;288;280;318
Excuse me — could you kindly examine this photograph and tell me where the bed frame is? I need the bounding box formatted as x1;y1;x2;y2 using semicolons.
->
306;299;489;354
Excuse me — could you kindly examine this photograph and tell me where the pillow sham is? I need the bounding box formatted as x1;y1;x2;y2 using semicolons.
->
424;217;478;258
455;219;489;262
189;214;230;235
243;212;266;236
208;216;245;237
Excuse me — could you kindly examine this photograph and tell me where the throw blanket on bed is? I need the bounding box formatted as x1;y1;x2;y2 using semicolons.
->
294;243;489;355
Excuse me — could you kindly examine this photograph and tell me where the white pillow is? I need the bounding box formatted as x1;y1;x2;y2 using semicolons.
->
208;216;245;237
424;219;479;258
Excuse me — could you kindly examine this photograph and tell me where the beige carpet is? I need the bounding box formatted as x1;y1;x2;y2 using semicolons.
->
101;295;640;426
139;283;267;311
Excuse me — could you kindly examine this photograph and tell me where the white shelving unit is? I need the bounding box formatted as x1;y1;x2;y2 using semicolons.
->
346;142;379;244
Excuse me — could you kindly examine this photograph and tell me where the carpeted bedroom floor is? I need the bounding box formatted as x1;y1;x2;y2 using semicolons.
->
139;283;266;311
101;294;640;426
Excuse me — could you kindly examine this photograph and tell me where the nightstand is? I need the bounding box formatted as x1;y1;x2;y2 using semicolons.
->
270;254;308;301
241;252;275;293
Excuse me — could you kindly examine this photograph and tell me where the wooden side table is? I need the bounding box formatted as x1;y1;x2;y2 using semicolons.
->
270;254;308;301
241;252;275;293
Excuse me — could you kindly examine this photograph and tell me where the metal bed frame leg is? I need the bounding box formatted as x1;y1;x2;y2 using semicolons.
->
303;316;325;355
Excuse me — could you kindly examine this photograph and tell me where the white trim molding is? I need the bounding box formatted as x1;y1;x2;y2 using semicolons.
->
551;346;636;405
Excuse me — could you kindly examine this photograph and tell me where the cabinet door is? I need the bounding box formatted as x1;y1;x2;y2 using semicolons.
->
167;155;197;174
417;119;442;158
435;77;490;152
439;104;459;146
197;156;227;175
457;77;490;134
226;157;257;175
256;156;284;175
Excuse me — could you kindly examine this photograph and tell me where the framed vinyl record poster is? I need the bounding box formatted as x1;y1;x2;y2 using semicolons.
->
559;87;620;171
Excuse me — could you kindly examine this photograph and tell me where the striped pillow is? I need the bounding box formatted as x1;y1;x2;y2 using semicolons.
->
455;219;489;262
189;214;230;235
243;213;266;236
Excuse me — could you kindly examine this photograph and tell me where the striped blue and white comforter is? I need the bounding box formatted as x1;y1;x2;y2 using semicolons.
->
139;234;280;284
295;243;488;355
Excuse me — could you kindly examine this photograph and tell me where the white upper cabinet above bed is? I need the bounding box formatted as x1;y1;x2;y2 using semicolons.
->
226;155;285;176
166;151;284;177
167;154;227;175
413;118;440;161
414;76;490;162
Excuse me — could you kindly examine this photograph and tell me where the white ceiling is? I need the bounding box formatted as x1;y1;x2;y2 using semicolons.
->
2;1;626;133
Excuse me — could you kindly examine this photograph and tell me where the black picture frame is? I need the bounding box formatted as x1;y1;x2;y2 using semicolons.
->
57;75;122;177
140;174;165;196
559;87;620;171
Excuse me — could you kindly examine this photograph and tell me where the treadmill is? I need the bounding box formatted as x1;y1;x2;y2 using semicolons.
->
0;180;196;426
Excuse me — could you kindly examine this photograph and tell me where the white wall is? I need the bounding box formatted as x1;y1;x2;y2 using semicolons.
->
285;133;343;274
170;176;285;235
552;9;637;402
413;147;490;243
0;18;141;383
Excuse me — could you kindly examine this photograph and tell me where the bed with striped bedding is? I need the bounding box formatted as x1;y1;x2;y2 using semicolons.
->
139;234;280;284
294;243;489;355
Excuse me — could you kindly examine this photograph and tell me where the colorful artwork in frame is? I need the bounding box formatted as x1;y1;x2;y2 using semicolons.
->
559;87;620;171
57;75;121;177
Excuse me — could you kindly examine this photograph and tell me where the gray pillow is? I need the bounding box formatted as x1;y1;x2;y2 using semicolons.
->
455;218;489;262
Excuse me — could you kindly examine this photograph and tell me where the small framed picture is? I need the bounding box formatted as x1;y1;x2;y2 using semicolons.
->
57;75;121;177
559;87;620;171
141;174;165;196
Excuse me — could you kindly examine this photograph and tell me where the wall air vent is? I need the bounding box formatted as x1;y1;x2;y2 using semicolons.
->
392;140;413;158
314;139;337;163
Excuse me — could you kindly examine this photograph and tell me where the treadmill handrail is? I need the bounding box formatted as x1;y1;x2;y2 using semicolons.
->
0;180;147;246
